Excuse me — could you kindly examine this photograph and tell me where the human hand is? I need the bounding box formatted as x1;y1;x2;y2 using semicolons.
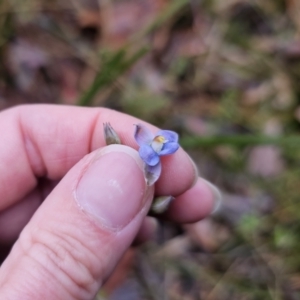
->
0;105;219;299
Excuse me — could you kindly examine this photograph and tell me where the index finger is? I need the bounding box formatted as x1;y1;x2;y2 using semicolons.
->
0;105;197;211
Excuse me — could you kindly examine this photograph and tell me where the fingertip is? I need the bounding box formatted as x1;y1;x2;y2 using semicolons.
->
133;217;158;245
200;178;222;214
75;144;152;231
155;148;198;196
165;178;221;224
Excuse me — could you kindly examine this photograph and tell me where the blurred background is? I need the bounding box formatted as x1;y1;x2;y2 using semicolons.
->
1;0;300;299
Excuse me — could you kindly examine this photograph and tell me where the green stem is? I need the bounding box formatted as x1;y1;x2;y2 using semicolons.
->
180;135;300;148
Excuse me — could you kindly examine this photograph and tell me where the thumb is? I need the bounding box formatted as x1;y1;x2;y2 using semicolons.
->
0;145;154;300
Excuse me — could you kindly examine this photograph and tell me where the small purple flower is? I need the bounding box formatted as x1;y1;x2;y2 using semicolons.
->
134;124;179;185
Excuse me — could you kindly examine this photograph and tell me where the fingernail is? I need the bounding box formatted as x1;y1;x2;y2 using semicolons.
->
201;179;222;214
187;155;199;187
75;145;151;231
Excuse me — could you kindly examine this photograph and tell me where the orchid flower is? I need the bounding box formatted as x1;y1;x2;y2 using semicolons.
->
134;124;179;185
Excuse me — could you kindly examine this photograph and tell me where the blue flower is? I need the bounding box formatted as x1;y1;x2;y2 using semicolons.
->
134;124;179;185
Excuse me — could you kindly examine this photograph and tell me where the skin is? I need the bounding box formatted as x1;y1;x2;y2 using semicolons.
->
0;105;215;300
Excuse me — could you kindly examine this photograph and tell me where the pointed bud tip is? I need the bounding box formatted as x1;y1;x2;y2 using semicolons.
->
103;123;121;145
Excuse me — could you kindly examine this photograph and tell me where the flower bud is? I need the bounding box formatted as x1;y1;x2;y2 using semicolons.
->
151;195;175;214
103;123;121;145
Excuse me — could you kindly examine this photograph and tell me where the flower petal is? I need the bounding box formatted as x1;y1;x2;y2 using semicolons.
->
139;144;160;166
144;162;161;186
134;124;154;146
159;142;179;156
156;130;178;143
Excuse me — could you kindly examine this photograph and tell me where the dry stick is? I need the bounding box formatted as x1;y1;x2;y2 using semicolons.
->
205;258;241;300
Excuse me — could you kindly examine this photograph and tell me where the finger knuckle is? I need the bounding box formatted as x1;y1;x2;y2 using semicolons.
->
19;225;101;299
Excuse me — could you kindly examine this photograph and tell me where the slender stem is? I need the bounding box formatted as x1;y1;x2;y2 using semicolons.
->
180;135;300;148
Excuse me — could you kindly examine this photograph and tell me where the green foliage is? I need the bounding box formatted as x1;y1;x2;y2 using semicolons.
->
121;86;170;121
273;226;297;251
78;47;148;106
238;214;261;238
